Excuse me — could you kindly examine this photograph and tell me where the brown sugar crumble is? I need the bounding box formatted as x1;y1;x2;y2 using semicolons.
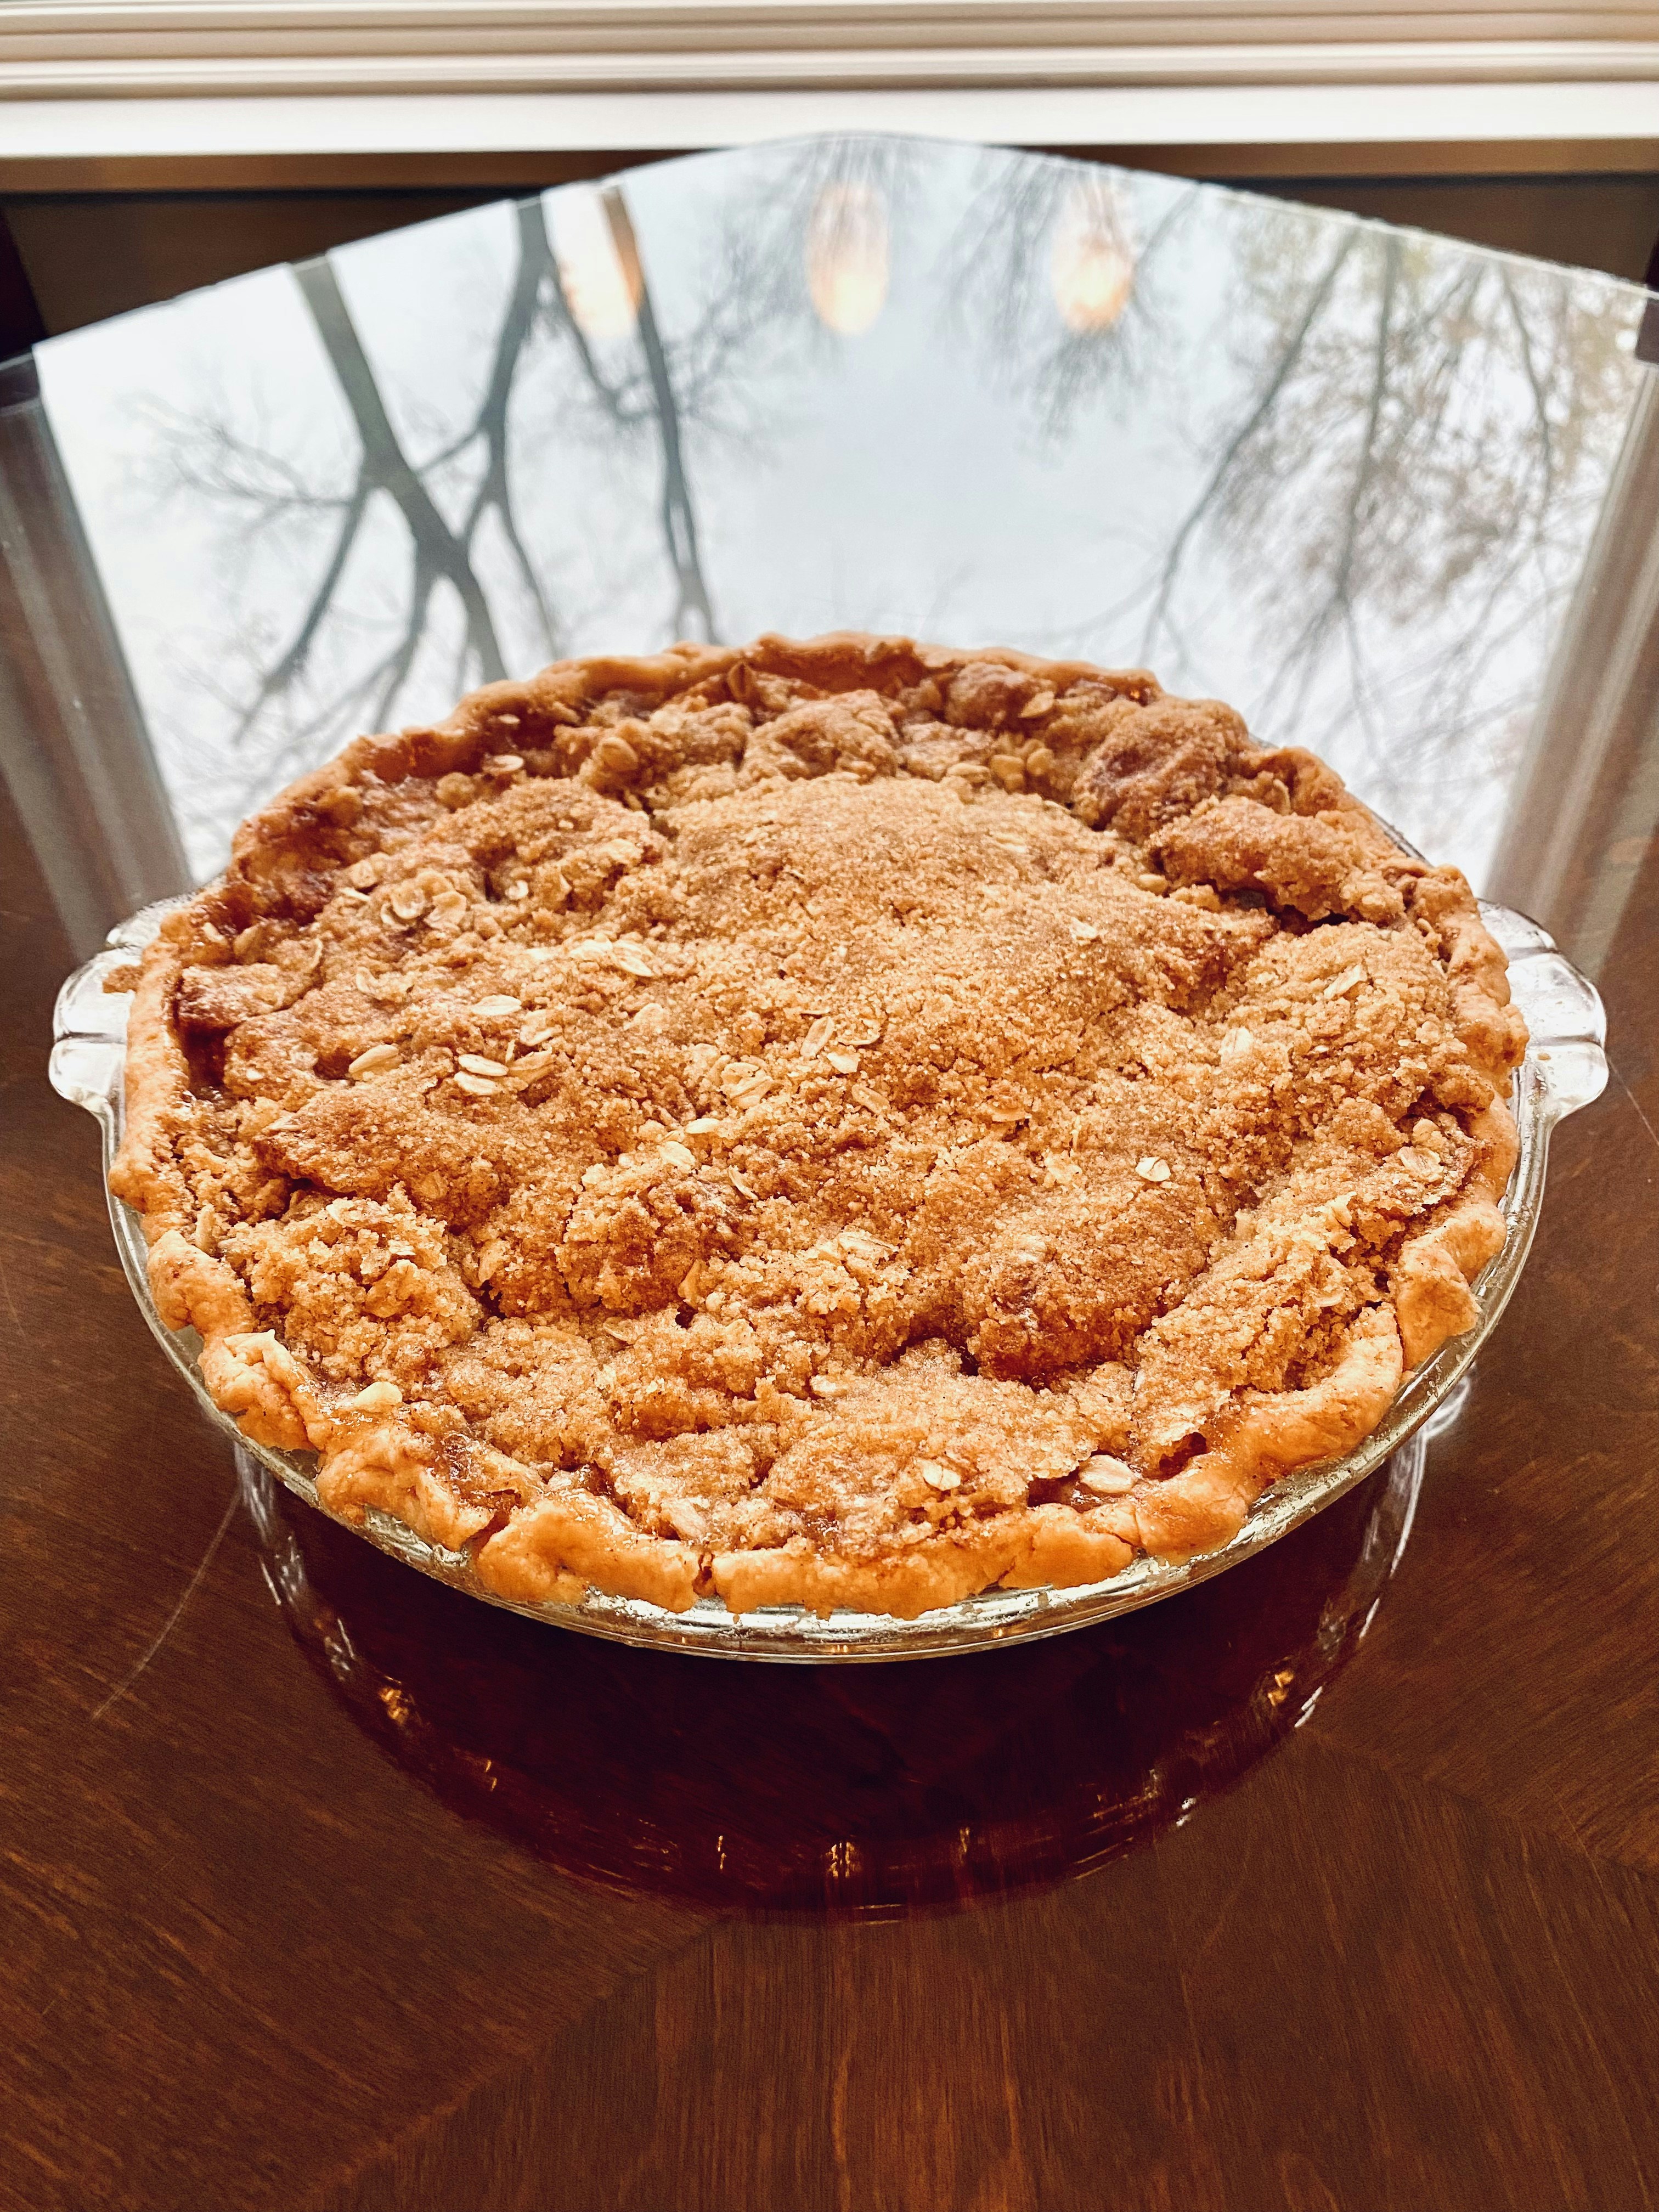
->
112;634;1527;1618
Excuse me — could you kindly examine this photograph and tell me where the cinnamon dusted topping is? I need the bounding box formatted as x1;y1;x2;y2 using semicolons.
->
111;633;1526;1618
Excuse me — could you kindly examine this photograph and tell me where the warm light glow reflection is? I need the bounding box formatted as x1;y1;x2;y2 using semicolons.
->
806;182;890;336
548;188;641;342
1050;179;1136;334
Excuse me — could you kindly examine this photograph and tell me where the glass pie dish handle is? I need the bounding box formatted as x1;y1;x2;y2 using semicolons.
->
1477;901;1608;1127
50;900;182;1143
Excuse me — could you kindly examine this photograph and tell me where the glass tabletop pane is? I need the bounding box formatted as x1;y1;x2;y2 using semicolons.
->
12;136;1656;933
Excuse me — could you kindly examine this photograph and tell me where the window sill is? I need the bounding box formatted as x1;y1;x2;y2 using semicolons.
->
1;80;1657;189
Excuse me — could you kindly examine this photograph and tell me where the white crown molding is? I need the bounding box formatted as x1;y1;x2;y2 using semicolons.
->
2;9;1656;186
6;0;1653;33
1;79;1656;160
3;41;1659;95
7;0;1659;93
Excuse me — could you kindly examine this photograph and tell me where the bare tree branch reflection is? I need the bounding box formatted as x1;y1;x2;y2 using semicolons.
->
118;141;1643;890
933;154;1639;859
1142;232;1359;665
1263;235;1401;731
602;188;717;641
946;155;1198;432
140;187;751;792
1122;206;1636;815
297;255;509;726
460;199;562;658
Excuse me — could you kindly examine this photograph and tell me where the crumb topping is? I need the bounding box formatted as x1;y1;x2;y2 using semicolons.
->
112;635;1525;1615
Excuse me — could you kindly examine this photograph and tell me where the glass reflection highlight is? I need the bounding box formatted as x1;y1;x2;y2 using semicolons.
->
548;187;641;342
807;182;890;337
1050;177;1136;334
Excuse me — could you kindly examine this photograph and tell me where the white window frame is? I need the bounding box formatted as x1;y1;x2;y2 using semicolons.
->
2;1;1657;183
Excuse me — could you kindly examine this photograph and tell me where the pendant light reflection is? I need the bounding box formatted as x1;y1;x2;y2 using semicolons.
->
806;181;890;337
1050;178;1137;334
547;187;641;342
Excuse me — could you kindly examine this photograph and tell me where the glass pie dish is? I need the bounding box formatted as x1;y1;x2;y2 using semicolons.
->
52;889;1606;1663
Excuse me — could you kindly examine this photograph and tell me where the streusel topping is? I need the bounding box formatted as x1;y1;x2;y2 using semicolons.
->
113;636;1525;1615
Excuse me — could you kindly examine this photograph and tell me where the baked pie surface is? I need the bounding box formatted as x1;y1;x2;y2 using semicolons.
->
113;634;1526;1618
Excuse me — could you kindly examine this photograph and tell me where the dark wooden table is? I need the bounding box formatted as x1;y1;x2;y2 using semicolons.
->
3;125;1657;2210
4;770;1658;2212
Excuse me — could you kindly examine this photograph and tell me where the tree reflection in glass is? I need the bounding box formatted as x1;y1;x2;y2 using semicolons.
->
948;152;1641;867
34;137;1646;892
127;185;776;816
1146;210;1638;810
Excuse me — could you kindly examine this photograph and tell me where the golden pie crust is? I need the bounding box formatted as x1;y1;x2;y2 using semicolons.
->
112;634;1526;1618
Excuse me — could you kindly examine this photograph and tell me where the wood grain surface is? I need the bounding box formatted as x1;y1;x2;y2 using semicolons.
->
3;767;1656;2212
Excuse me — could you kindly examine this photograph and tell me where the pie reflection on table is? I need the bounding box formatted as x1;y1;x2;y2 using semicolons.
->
242;1396;1448;1917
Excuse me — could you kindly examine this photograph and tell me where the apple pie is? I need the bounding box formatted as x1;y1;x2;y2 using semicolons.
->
113;634;1526;1617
